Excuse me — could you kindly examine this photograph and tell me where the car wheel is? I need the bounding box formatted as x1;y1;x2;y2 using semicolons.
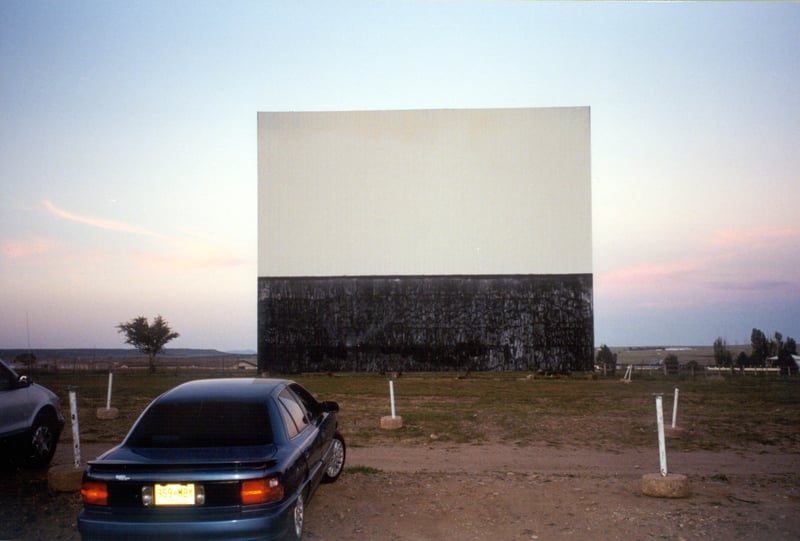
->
288;492;304;541
321;431;345;483
28;410;59;467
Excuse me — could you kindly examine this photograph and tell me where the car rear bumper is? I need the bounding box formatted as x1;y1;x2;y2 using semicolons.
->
77;501;294;541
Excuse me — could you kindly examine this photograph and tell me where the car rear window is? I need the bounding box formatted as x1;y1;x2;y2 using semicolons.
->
126;400;273;448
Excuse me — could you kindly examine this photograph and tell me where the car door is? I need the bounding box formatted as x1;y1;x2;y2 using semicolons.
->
0;362;32;436
288;384;333;490
279;387;325;489
290;383;335;441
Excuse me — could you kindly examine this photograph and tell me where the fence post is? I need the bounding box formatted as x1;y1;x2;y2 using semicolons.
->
655;394;667;476
68;387;81;469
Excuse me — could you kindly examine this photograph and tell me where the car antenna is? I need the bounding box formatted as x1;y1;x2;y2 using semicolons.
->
26;310;33;372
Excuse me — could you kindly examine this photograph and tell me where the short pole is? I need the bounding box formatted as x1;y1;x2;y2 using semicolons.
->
68;387;81;468
671;387;679;429
656;394;667;476
106;371;114;410
380;379;403;430
389;380;396;419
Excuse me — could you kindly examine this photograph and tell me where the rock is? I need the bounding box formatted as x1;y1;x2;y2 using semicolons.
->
380;416;403;430
48;464;85;492
96;407;119;420
641;473;691;498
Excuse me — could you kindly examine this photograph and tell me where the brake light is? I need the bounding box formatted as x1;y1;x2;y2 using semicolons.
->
81;481;108;506
240;477;283;505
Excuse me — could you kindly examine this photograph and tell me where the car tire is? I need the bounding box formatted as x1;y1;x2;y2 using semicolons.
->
28;409;59;467
288;492;304;541
321;431;345;484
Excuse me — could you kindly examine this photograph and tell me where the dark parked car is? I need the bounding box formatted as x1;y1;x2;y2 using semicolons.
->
0;357;64;467
78;378;345;541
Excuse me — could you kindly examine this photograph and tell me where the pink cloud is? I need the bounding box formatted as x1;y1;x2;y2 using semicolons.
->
2;236;56;259
43;200;167;239
597;244;799;314
708;226;800;249
598;224;800;305
597;260;703;290
130;235;248;271
595;259;714;310
131;249;247;271
42;200;248;271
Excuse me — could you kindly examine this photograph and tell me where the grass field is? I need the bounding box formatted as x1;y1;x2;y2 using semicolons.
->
30;368;800;454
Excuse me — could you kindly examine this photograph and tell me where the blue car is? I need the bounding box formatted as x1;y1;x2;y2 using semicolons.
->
78;378;345;541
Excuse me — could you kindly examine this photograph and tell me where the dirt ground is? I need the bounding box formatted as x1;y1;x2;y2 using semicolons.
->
2;440;799;541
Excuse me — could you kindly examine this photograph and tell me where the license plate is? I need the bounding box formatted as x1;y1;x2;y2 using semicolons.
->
154;483;195;506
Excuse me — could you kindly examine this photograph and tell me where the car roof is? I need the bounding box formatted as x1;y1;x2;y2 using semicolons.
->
155;378;293;404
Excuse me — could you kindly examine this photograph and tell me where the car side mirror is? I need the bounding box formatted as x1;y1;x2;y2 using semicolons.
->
321;400;339;413
17;375;31;388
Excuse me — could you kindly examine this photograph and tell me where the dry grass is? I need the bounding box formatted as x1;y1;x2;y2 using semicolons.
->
30;368;800;453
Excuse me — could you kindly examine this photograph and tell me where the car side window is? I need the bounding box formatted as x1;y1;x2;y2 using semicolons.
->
278;388;309;439
289;384;321;422
0;364;14;390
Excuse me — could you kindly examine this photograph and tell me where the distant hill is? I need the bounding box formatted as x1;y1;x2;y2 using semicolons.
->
0;348;253;360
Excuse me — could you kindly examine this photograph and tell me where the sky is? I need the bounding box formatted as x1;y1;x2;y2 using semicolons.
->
1;1;798;351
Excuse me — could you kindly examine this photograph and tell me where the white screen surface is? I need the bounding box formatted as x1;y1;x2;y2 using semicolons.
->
258;107;591;277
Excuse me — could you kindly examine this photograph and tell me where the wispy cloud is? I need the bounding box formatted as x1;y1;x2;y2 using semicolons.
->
2;236;56;259
131;248;248;270
708;279;795;292
597;223;800;313
43;200;168;239
43;200;248;271
708;226;800;249
597;260;703;289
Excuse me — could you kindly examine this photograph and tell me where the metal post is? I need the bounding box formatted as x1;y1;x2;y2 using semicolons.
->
106;371;114;410
389;380;396;419
656;394;667;476
671;387;679;429
69;387;81;468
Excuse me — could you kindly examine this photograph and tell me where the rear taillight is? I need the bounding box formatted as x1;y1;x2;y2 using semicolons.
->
240;477;283;505
81;481;108;506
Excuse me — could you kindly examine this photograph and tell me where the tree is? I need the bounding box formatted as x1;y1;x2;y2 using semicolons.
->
117;315;179;373
734;351;749;373
750;328;770;366
777;335;798;375
713;337;732;367
663;353;680;376
770;332;784;361
596;344;616;375
785;337;797;355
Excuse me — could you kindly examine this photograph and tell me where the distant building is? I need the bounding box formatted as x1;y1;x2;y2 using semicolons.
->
235;359;257;370
257;107;593;373
767;354;800;371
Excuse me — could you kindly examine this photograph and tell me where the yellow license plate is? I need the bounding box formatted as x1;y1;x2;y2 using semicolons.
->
154;483;195;506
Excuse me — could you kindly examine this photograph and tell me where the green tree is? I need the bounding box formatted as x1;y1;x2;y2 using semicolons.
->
734;351;749;372
117;315;179;373
750;328;770;366
713;337;732;367
596;344;616;375
770;332;784;360
663;353;680;376
777;335;798;375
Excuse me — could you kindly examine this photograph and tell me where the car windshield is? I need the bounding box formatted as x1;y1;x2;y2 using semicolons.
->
126;400;273;448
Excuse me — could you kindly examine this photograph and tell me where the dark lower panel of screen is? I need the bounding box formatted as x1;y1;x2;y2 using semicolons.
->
258;274;593;373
